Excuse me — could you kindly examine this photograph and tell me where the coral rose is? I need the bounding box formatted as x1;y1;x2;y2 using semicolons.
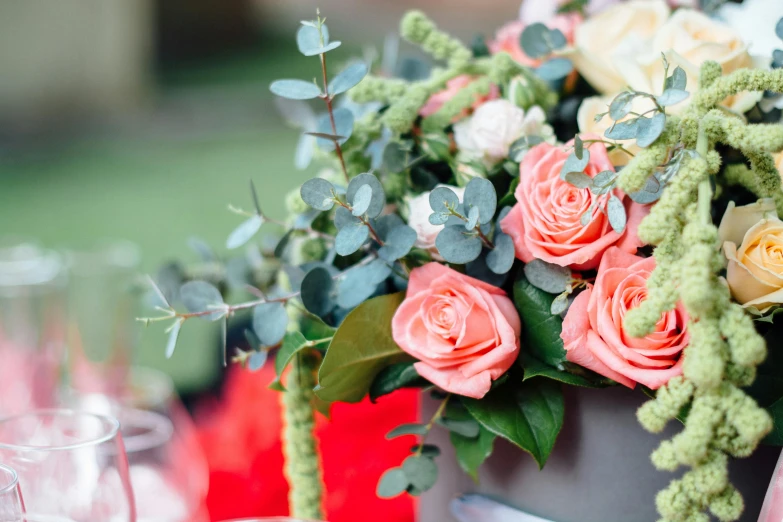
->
499;138;648;270
391;263;521;399
419;75;499;121
489;14;582;68
561;247;688;389
719;199;783;312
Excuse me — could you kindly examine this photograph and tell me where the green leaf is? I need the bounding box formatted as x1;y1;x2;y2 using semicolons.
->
386;423;428;439
370;362;423;401
179;281;225;321
412;444;441;457
270;79;322;100
463;379;564;468
300;266;335;317
522;353;611;388
336;259;391;309
438;416;481;438
329;62;368;95
523;258;571;294
268;331;309;391
402;455;438;491
513;273;567;366
519;23;552;59
248;350;268;372
451;425;496;482
316;292;413;402
312;395;332;418
226;215;263;250
377;467;409;498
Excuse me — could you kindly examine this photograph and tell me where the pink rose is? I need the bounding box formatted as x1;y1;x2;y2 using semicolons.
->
391;263;521;399
488;14;582;68
500;138;648;270
419;75;500;120
561;247;688;389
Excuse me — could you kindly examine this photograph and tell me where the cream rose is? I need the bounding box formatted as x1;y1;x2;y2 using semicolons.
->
571;0;671;95
453;100;553;166
616;8;762;113
406;185;465;258
576;95;657;166
719;199;783;311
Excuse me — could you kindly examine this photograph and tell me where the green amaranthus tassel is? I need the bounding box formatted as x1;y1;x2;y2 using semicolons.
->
282;352;324;520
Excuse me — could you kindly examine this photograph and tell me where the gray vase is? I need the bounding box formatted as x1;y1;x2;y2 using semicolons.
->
420;385;778;522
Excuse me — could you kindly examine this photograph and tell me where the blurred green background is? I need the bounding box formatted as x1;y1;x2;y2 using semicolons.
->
0;0;518;393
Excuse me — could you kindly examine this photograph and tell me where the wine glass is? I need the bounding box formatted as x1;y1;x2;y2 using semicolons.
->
118;407;206;522
0;464;25;522
0;409;136;522
0;239;66;417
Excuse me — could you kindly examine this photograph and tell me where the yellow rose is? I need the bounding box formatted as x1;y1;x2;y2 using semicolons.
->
571;0;671;95
576;95;657;166
719;199;783;311
617;9;761;113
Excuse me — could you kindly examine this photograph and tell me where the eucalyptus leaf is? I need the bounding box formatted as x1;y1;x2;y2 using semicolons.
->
777;18;783;41
523;259;571;294
269;331;310;391
252;302;289;346
466;206;480;230
402;456;438;491
335;222;370;255
179;281;225;321
559;150;590;180
550;292;570;315
509;136;544;162
316;108;354;150
370;362;423;401
247;350;268;372
334;206;360;229
296;24;322;55
436;226;483;265
274;229;294;258
464;178;497;225
351;184;373;216
463;379;564;468
635;113;666;148
226;215;263;249
165;320;182;359
316;292;413;402
412;444;441;458
607;195;627;233
386;423;429;439
378;225;417;262
188;237;216;262
656;89;689;107
665;66;687;91
513;273;568;366
535;57;573;81
300;267;335;317
373;213;404;240
486;233;515;275
300;178;336;211
336;259;391;309
605;119;639;140
609;91;635;121
520;23;552;59
346;173;386;218
591;170;616;195
329;62;368;95
564;172;593;189
294;133;316;169
574;135;584;159
629;173;665;203
270;79;321;100
428;212;450;225
377;468;409;498
438;417;480;438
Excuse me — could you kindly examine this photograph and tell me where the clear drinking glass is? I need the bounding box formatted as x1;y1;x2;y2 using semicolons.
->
0;239;66;417
0;409;136;522
0;464;25;522
64;239;141;398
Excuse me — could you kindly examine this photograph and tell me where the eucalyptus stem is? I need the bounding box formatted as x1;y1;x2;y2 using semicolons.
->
282;351;324;520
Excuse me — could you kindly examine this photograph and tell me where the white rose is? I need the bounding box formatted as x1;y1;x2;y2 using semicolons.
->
453;100;552;166
718;0;783;61
407;185;465;259
571;0;671;95
616;8;763;114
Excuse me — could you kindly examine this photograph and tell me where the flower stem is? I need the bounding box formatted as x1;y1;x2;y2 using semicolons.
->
319;52;350;184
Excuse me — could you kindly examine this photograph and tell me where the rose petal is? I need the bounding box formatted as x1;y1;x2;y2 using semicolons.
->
413;362;493;399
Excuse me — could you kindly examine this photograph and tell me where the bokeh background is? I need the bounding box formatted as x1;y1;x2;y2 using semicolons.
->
0;0;521;394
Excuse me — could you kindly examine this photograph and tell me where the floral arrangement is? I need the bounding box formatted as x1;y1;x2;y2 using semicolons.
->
142;1;783;520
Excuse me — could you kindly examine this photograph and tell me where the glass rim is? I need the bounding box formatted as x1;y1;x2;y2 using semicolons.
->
0;463;19;495
119;407;174;454
0;409;120;452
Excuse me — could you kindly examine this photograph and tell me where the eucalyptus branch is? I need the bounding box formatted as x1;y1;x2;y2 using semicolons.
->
414;394;451;457
316;26;350;184
447;206;495;249
334;199;385;246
